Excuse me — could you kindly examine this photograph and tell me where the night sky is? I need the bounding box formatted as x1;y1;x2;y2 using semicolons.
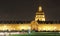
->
0;0;60;21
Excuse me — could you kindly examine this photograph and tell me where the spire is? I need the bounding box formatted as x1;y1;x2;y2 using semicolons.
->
38;6;42;12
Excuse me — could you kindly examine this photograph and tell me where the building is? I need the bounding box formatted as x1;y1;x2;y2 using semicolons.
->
0;6;60;32
35;6;45;21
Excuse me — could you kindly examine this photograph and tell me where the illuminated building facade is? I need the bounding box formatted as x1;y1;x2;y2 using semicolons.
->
35;6;45;21
0;6;60;32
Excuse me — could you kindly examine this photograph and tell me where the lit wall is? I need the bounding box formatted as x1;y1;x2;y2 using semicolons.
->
38;24;60;31
0;24;31;31
0;23;60;31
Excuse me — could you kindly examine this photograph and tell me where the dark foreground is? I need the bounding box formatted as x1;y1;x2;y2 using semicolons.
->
9;32;60;36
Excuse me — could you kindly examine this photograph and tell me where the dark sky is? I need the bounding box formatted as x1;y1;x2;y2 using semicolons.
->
0;0;60;21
